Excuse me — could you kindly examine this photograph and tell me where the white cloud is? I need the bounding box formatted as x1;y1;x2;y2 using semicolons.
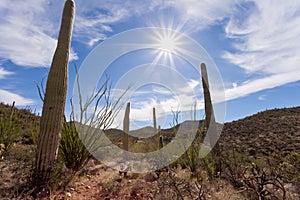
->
0;89;35;106
187;79;200;90
221;0;300;100
0;0;242;67
0;67;13;79
166;0;239;31
73;0;169;46
1;0;299;109
232;82;238;89
0;0;77;67
224;1;300;76
225;71;300;102
258;95;267;101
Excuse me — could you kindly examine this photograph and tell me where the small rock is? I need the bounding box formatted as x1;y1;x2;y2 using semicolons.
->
114;177;122;183
66;192;72;197
70;187;75;191
0;143;5;157
145;173;156;182
86;185;91;189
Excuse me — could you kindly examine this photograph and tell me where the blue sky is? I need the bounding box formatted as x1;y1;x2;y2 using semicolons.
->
0;0;300;128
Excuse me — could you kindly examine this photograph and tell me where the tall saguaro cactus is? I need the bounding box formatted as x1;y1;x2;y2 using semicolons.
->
153;107;157;131
123;102;130;151
200;63;221;174
200;63;216;132
32;0;75;192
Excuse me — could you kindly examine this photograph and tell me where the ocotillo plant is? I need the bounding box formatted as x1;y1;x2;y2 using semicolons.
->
123;102;130;151
32;0;75;194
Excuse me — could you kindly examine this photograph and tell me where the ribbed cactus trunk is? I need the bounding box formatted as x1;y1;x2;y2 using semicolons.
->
200;63;216;131
153;107;157;131
32;0;75;192
200;63;221;174
123;102;130;151
158;125;162;149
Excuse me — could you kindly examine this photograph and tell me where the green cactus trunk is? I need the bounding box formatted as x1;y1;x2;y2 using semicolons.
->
123;102;130;151
153;107;157;131
32;0;75;192
200;63;221;174
200;63;216;131
158;125;162;149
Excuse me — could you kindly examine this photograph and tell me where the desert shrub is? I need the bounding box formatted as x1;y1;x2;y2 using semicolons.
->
173;120;205;175
241;162;286;200
130;136;159;153
58;68;126;175
219;148;287;199
154;168;207;200
281;152;300;184
0;102;21;152
219;148;252;188
176;136;201;174
59;117;91;172
200;149;219;179
28;121;39;145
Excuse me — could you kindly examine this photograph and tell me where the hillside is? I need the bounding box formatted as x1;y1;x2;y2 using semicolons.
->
220;106;300;156
0;102;40;145
1;103;299;199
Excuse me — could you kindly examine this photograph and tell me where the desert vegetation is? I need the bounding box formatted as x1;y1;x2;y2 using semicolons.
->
0;0;299;199
1;103;299;199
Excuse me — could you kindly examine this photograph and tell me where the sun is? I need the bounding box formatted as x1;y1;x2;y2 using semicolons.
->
158;35;177;54
151;28;185;66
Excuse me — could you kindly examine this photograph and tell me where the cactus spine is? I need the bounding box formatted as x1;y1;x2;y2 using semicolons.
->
33;0;75;191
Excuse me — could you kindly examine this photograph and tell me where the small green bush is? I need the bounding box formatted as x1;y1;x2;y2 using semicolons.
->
281;152;300;184
59;117;91;172
175;124;204;175
0;102;21;151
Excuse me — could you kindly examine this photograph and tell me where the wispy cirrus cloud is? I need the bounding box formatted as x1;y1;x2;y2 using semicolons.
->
0;0;77;68
222;0;300;99
0;66;34;105
168;0;239;30
0;89;35;106
1;0;299;110
73;0;169;46
0;67;13;79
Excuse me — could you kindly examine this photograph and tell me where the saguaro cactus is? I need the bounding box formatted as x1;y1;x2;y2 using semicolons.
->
200;63;221;174
123;102;130;151
158;125;162;149
32;0;75;193
153;107;157;131
200;63;216;131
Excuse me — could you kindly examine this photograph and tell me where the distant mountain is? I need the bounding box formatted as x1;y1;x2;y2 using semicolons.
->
69;106;300;158
1;102;299;157
130;126;156;138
